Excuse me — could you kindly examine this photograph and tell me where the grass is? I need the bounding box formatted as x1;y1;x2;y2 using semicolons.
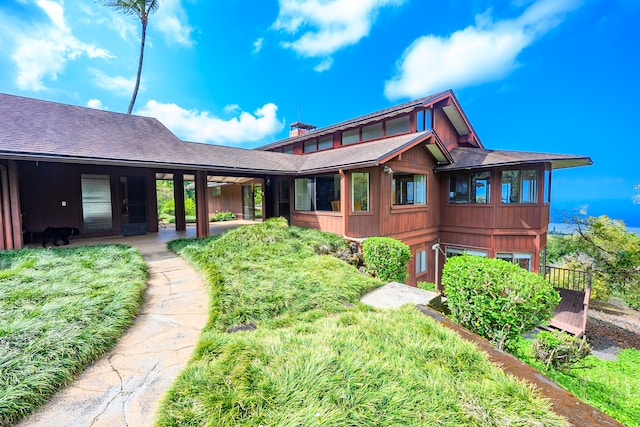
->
515;339;640;426
0;245;148;426
157;218;568;426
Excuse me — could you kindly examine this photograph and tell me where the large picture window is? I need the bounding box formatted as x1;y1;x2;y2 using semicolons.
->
392;173;426;205
81;174;113;232
501;170;538;204
449;172;490;204
352;172;369;212
294;174;341;211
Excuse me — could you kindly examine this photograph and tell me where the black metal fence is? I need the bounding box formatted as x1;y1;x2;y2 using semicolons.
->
543;266;592;292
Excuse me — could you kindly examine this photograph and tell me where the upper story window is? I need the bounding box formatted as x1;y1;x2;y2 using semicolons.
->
502;170;538;204
544;169;551;203
283;144;294;154
449;172;491;204
416;109;433;132
342;128;360;145
303;135;333;153
361;123;383;141
386;116;410;136
352;172;369;212
392;173;426;205
294;174;341;212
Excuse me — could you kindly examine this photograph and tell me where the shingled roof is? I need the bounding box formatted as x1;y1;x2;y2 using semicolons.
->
435;147;592;172
0;93;298;174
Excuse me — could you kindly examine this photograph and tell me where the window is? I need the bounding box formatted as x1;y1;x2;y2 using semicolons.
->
497;252;532;271
446;247;487;258
212;186;222;196
416;250;427;274
81;174;113;232
341;128;360;145
385;116;410;136
294;174;341;211
501;170;538;204
393;174;426;205
318;135;333;151
544;169;551;203
352;172;369;212
416;109;433;132
283;145;294;154
303;139;317;153
361;123;383;141
303;135;333;153
449;172;491;204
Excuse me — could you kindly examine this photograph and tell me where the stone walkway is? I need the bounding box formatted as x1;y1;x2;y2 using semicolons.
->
17;226;227;426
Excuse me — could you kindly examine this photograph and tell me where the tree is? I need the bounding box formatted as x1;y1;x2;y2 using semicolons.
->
571;214;640;308
98;0;159;114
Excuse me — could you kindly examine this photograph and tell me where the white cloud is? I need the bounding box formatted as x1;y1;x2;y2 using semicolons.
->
136;100;285;145
384;0;581;100
4;0;111;91
87;98;107;110
90;68;136;96
252;37;264;54
155;0;195;47
313;57;333;72
272;0;405;71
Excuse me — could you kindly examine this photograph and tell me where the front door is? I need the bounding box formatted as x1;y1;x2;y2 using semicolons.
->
120;176;147;236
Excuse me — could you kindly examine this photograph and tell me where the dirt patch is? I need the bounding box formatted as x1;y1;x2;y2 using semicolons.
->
586;301;640;359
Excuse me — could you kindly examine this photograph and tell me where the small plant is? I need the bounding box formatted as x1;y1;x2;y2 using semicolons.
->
210;211;236;222
362;237;411;283
442;255;560;351
533;330;591;369
417;281;436;292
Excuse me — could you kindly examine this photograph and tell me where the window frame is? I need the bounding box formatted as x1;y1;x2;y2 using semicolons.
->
415;249;427;275
294;174;341;212
496;252;532;271
445;247;488;258
501;169;539;204
351;172;370;212
392;173;427;206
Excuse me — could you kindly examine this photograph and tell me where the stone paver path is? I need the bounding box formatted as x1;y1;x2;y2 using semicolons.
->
18;236;209;427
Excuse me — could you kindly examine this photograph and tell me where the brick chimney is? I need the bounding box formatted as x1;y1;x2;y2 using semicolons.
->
289;122;316;137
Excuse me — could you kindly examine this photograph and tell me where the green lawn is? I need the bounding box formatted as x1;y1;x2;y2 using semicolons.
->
516;340;640;426
0;245;148;426
157;218;568;426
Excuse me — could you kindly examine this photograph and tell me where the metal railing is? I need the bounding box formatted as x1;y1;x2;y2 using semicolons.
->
543;266;592;292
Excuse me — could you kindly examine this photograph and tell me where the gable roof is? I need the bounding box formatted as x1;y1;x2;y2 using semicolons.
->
436;147;592;172
296;131;435;174
257;90;454;151
0;93;298;174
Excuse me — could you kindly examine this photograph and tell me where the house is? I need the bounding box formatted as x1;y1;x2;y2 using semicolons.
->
0;90;591;285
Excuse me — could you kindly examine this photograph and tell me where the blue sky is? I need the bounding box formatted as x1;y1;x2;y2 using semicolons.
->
0;0;639;225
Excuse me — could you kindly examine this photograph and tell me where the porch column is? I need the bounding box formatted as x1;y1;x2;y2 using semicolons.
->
195;170;209;238
263;175;274;219
0;165;9;249
8;161;23;249
173;173;186;232
147;170;159;233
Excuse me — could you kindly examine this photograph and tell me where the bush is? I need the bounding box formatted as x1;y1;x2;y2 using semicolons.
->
210;211;236;222
442;255;560;351
417;281;436;292
533;330;591;369
362;237;411;283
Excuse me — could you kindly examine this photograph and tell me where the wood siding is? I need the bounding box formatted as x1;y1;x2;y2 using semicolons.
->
433;107;459;150
208;184;243;218
290;211;344;235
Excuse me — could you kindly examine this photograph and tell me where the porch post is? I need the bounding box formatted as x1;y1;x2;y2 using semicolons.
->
8;160;23;249
173;173;186;232
147;170;159;233
195;170;209;238
262;175;274;219
0;165;9;249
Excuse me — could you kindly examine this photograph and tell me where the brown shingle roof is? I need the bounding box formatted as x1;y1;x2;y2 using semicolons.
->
435;147;592;172
297;131;433;174
0;93;298;174
257;90;452;151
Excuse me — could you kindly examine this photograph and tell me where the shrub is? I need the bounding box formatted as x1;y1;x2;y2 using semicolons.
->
533;330;591;369
442;255;560;351
210;211;236;222
362;237;411;283
417;281;436;292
